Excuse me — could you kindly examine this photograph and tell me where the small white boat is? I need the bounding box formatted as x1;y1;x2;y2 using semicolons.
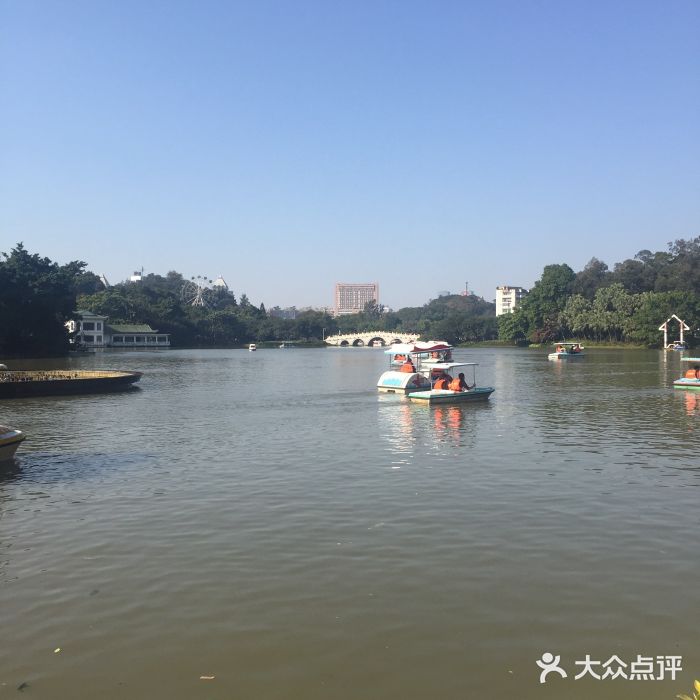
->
377;342;448;393
0;425;25;461
407;362;494;405
674;357;700;390
248;343;257;352
548;342;584;360
667;341;688;351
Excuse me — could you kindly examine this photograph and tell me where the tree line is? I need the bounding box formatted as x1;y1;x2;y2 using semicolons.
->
3;237;698;357
0;243;497;356
498;237;700;346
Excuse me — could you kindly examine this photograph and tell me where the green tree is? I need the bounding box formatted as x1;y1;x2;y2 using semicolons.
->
572;257;610;299
588;283;638;341
0;243;85;356
497;310;529;342
518;263;575;341
561;295;592;337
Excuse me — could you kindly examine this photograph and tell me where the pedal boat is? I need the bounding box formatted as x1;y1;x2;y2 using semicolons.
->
0;425;25;461
674;357;700;390
407;362;494;405
377;342;451;393
548;342;584;360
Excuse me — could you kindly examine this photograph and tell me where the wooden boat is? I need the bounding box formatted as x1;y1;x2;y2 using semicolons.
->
407;362;494;405
548;342;584;360
0;425;25;461
673;358;700;390
0;369;141;398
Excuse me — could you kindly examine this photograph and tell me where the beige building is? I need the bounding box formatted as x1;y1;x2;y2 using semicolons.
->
496;286;528;316
334;282;379;315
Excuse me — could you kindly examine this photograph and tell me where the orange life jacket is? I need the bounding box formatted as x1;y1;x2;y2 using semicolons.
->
434;378;448;390
685;369;700;380
449;377;463;392
400;362;415;373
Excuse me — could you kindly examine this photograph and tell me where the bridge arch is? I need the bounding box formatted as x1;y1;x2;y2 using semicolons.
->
325;331;421;347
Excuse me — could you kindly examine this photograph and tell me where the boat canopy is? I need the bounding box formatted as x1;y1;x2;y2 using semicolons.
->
385;342;452;355
427;362;477;371
681;357;700;362
553;342;581;346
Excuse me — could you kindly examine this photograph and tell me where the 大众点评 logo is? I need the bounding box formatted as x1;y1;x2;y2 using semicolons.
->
536;653;682;684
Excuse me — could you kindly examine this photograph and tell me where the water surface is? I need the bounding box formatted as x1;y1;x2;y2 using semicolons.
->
1;347;698;699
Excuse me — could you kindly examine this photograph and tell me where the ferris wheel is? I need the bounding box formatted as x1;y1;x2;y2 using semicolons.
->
181;275;214;307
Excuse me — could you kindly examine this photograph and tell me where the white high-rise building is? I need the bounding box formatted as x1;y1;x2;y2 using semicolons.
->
496;286;528;316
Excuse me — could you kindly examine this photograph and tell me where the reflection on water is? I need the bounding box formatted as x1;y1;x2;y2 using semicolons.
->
682;390;700;415
377;394;488;461
1;347;699;700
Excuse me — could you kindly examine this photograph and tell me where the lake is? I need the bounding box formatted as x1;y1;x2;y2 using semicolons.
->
0;347;698;699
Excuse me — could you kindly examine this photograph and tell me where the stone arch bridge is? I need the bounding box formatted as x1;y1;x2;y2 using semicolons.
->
325;332;420;347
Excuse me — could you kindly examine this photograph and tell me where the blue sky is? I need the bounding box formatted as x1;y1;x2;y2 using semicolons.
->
1;0;698;310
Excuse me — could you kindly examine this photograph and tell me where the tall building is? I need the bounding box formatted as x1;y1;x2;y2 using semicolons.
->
334;282;379;315
496;286;528;316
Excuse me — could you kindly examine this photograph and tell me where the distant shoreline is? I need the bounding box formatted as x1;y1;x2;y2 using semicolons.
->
458;340;650;350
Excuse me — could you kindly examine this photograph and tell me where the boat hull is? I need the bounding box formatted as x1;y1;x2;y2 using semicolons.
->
407;387;495;404
673;378;700;390
548;352;584;360
0;370;141;398
0;427;25;461
377;370;431;394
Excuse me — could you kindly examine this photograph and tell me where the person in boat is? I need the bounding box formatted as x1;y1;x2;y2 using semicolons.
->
684;365;700;380
556;345;564;353
449;372;472;392
572;344;581;353
434;375;450;390
400;358;416;373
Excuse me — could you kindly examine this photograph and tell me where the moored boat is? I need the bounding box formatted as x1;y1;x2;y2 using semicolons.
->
249;344;257;352
0;425;25;461
0;369;142;399
673;358;700;390
548;342;584;360
407;362;494;405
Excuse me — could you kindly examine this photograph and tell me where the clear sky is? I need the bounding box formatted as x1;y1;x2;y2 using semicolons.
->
1;0;698;310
